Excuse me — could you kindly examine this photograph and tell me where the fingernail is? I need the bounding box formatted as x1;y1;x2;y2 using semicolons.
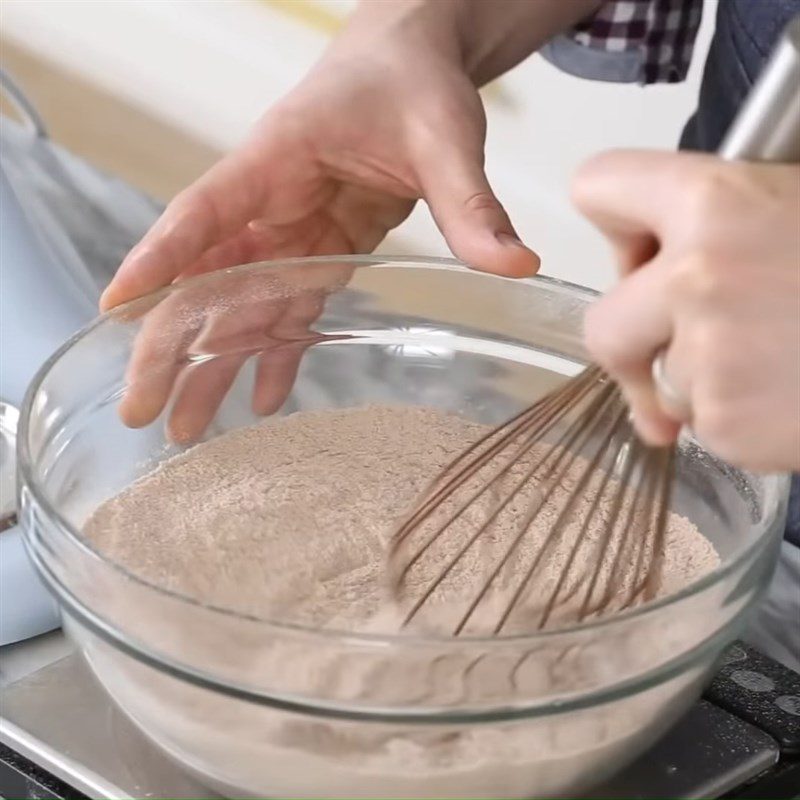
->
126;244;155;267
99;286;115;311
496;232;527;249
99;282;125;311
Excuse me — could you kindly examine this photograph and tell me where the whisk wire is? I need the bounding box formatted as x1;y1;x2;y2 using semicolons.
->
615;446;672;611
452;383;622;635
389;365;677;637
537;404;632;629
576;432;644;619
491;397;629;634
642;446;674;603
391;369;605;594
390;367;602;566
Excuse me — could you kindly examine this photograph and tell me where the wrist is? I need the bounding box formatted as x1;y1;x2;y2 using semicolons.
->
314;0;603;100
328;1;465;73
340;0;602;86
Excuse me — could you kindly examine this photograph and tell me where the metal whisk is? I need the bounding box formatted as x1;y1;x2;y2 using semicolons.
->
388;19;800;636
389;367;674;634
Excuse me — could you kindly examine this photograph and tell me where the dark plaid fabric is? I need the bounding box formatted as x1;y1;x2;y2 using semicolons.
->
571;0;704;84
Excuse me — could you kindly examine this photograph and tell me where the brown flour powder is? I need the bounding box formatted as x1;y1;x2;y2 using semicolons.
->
84;404;718;634
80;405;723;798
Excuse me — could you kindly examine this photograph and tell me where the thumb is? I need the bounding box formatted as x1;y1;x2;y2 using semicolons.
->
420;152;540;278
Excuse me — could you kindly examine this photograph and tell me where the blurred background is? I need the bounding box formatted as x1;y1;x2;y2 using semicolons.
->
1;0;718;290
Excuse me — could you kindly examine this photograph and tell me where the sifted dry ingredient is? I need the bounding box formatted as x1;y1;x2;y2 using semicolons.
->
84;404;717;632
81;405;722;798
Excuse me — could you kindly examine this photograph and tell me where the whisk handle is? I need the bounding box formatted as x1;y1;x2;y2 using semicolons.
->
718;16;800;162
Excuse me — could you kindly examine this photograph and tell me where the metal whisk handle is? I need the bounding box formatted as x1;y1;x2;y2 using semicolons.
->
718;16;800;163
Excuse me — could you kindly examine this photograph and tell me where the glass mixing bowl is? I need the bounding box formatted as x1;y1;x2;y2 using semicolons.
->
19;257;787;799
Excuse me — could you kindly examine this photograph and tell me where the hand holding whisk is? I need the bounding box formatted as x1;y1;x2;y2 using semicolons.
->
388;20;800;636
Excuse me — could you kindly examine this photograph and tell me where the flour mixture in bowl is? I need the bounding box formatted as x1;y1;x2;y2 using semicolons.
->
79;404;726;797
25;256;780;800
83;404;718;634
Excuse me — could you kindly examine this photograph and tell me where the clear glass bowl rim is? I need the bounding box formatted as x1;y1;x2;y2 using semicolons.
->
18;255;790;651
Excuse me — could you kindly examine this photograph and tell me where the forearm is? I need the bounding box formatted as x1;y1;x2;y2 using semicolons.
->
339;0;602;85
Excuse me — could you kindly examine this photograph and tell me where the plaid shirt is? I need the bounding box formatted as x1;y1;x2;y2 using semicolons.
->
542;0;705;85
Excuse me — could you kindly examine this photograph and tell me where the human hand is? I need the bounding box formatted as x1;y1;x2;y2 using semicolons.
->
118;261;352;443
573;150;800;472
102;1;555;439
100;4;542;313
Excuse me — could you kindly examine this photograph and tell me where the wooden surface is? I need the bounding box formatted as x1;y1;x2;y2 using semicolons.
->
0;38;220;201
